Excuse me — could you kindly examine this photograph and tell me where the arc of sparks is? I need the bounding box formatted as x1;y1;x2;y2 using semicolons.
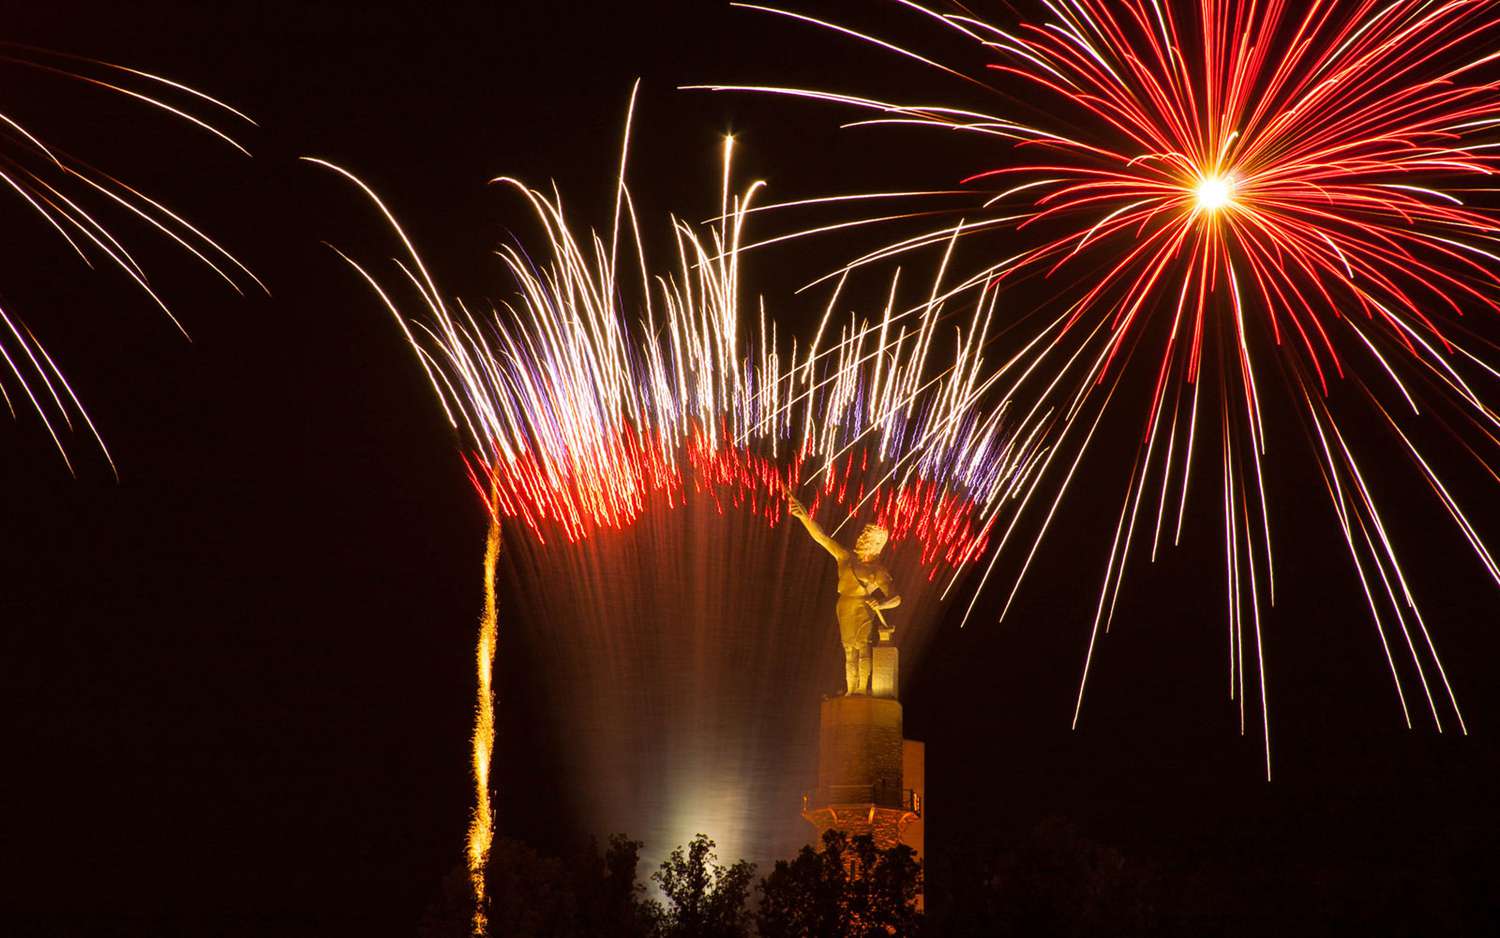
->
0;46;261;471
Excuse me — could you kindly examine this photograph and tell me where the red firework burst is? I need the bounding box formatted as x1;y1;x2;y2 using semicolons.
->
709;0;1500;774
468;425;993;577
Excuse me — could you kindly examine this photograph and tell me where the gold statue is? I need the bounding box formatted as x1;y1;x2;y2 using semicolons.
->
787;491;903;695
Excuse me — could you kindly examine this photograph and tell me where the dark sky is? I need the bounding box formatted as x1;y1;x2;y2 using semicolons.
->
3;2;1497;935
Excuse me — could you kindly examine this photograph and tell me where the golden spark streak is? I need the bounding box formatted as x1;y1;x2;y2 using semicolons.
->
466;504;502;936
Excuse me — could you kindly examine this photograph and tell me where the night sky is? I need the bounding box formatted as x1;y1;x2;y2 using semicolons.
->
3;2;1498;935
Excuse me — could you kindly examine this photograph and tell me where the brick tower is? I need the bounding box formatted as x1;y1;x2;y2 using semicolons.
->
802;631;924;857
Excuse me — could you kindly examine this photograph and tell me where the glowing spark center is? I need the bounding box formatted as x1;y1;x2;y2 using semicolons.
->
1195;175;1234;212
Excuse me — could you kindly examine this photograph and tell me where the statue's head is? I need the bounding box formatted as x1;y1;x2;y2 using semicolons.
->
853;523;889;560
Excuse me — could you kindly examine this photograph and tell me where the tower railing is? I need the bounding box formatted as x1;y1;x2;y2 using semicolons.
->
802;786;922;818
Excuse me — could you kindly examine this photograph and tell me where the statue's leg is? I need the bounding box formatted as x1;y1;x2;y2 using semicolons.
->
844;643;861;695
857;643;873;695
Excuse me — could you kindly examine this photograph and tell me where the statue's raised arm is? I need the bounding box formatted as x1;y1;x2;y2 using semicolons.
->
787;491;850;561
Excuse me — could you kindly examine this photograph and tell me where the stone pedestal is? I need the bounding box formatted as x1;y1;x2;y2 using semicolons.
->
815;695;905;808
802;695;920;851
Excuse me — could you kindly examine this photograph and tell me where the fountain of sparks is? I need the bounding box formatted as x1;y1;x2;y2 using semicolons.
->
314;118;1037;925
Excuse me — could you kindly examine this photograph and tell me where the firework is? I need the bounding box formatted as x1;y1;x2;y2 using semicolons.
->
311;90;1054;926
701;0;1500;775
0;43;260;470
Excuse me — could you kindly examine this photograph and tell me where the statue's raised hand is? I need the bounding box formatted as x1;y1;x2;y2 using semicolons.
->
787;491;810;522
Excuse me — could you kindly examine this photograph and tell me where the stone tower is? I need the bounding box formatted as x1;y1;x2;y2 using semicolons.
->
802;632;924;858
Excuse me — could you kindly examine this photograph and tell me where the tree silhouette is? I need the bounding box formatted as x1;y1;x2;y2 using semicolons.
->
574;835;655;938
923;817;1159;937
649;834;755;938
418;837;575;938
418;834;654;938
756;831;922;938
